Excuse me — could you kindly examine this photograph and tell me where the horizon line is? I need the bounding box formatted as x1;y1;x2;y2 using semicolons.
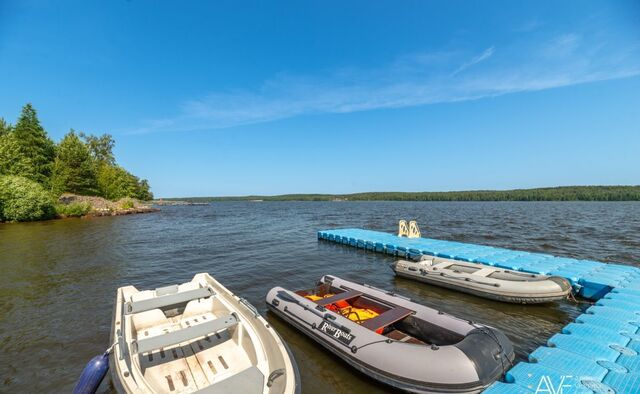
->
157;184;640;199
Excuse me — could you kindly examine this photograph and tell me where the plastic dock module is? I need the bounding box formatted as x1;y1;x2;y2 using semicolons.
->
318;228;640;393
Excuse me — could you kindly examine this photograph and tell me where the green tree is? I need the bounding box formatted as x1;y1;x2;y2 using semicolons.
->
95;164;152;200
96;164;139;200
78;131;153;200
9;104;55;184
0;133;31;176
136;179;153;200
0;118;12;136
80;132;115;165
0;175;56;221
51;130;98;195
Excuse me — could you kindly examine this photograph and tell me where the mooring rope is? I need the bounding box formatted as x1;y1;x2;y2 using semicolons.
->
105;340;118;355
566;290;591;304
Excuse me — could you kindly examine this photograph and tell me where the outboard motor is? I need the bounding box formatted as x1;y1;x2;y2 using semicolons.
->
72;352;109;394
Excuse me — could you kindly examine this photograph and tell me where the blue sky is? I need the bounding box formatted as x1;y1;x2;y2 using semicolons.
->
1;1;639;197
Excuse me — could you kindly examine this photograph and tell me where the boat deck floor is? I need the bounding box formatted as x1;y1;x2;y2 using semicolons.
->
385;329;426;345
303;289;427;345
137;311;252;392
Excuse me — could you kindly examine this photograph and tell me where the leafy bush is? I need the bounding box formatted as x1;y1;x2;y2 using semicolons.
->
119;198;135;209
0;175;56;221
55;201;92;217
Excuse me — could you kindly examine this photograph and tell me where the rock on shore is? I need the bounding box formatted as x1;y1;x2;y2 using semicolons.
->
58;194;159;217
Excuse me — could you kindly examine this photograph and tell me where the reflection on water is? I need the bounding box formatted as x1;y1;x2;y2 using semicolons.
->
0;201;638;392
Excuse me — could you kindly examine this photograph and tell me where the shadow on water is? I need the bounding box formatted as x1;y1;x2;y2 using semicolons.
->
0;201;638;392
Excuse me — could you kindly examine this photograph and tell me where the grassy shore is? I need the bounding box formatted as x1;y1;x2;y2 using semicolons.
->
162;186;640;202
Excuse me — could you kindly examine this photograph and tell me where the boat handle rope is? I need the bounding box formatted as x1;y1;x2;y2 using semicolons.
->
238;297;260;318
419;269;500;287
267;368;285;387
502;270;538;278
350;338;393;354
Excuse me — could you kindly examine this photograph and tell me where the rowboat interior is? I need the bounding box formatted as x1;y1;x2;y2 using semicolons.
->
120;282;264;393
296;283;466;348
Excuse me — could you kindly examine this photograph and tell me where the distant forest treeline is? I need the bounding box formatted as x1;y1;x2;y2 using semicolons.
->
164;186;640;202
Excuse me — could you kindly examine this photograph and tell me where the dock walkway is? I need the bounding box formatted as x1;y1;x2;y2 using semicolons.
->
318;228;640;393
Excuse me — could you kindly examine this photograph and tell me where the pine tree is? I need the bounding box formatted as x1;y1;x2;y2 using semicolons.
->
10;104;55;184
0;117;26;177
51;130;98;195
0;134;32;176
0;118;12;136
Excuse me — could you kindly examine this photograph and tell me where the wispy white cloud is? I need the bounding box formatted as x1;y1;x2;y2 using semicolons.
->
451;46;495;76
131;31;640;133
541;33;581;58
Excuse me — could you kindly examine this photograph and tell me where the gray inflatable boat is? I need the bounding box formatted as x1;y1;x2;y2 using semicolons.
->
394;257;572;304
266;275;514;393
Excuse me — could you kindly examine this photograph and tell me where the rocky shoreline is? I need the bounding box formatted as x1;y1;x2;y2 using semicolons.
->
89;205;160;217
57;194;159;218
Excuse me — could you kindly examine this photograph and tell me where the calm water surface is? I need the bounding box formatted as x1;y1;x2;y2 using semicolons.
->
1;201;639;393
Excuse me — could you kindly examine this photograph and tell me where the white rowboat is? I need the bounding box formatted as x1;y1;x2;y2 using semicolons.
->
110;273;299;393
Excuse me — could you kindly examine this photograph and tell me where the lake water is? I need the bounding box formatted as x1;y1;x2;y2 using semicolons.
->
1;201;639;393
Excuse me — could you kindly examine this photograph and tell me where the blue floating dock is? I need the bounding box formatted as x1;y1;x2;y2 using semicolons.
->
318;228;640;393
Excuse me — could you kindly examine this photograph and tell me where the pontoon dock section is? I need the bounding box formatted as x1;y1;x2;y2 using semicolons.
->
318;228;640;394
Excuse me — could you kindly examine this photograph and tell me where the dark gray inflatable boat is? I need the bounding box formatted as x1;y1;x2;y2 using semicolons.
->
266;275;514;393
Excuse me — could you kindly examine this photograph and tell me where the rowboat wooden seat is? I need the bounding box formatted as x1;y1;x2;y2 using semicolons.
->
361;306;413;332
126;284;215;314
316;290;363;306
132;313;239;354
